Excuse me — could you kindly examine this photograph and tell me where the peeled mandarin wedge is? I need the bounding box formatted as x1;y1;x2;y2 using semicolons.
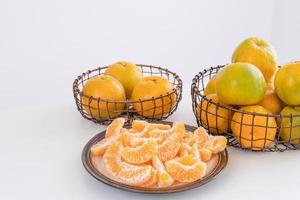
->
183;132;197;145
118;163;153;186
158;134;181;162
199;148;213;162
103;141;153;185
191;143;201;161
141;169;158;187
91;118;125;156
178;143;191;157
152;156;174;187
130;137;162;147
148;121;186;141
121;140;158;164
105;118;126;138
165;157;207;183
194;127;210;148
103;141;123;176
176;154;198;165
132;120;171;132
91;134;122;156
208;136;227;154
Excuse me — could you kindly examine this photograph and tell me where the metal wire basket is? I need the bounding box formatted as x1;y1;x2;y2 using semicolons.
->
73;64;182;125
191;65;300;152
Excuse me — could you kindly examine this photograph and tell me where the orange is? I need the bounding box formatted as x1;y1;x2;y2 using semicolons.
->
148;121;186;141
158;134;181;162
131;120;171;132
258;86;283;114
152;156;174;187
82;75;126;119
131;76;176;119
204;75;217;96
216;63;266;105
165;156;206;183
275;61;300;105
197;94;232;133
279;106;300;145
231;105;277;150
121;140;158;164
105;61;143;98
103;141;153;185
232;37;278;81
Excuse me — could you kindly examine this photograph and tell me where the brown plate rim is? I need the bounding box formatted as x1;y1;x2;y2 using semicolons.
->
81;121;229;194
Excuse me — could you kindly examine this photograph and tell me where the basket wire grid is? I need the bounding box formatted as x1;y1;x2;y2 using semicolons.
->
191;65;300;152
73;64;182;125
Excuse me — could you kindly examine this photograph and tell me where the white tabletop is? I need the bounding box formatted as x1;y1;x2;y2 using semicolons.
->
1;0;300;199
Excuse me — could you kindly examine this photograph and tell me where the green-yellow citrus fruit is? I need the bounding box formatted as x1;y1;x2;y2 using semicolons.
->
274;61;300;106
216;63;266;105
232;37;278;81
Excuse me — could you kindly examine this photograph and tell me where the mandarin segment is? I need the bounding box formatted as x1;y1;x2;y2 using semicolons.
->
165;158;207;183
121;140;158;164
118;164;153;186
105;118;126;138
158;134;181;162
141;169;158;187
103;141;123;176
152;156;174;187
148;121;186;141
199;148;213;162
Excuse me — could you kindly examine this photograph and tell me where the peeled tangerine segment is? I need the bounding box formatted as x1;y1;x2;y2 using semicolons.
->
91;118;125;156
141;169;158;187
206;136;227;154
121;140;158;164
152;156;174;187
91;138;112;157
165;157;207;183
103;141;123;176
105;117;126;138
118;163;152;186
199;148;213;162
148;121;186;141
103;141;152;185
132;120;171;132
158;133;181;162
193;127;210;147
130;137;162;146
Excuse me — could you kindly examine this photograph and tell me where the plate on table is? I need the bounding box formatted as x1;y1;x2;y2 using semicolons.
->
82;121;228;194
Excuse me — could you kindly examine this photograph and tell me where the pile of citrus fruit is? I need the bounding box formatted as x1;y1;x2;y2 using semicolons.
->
91;118;227;187
198;37;300;150
81;61;176;120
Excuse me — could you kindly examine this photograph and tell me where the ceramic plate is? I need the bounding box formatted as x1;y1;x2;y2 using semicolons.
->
82;122;228;193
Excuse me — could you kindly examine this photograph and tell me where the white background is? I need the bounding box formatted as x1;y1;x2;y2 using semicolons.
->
0;0;300;199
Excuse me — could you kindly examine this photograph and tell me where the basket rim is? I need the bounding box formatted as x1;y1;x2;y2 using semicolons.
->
73;64;183;104
191;64;300;118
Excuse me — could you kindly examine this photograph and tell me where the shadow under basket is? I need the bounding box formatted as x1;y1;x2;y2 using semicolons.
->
73;64;182;125
191;65;300;152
